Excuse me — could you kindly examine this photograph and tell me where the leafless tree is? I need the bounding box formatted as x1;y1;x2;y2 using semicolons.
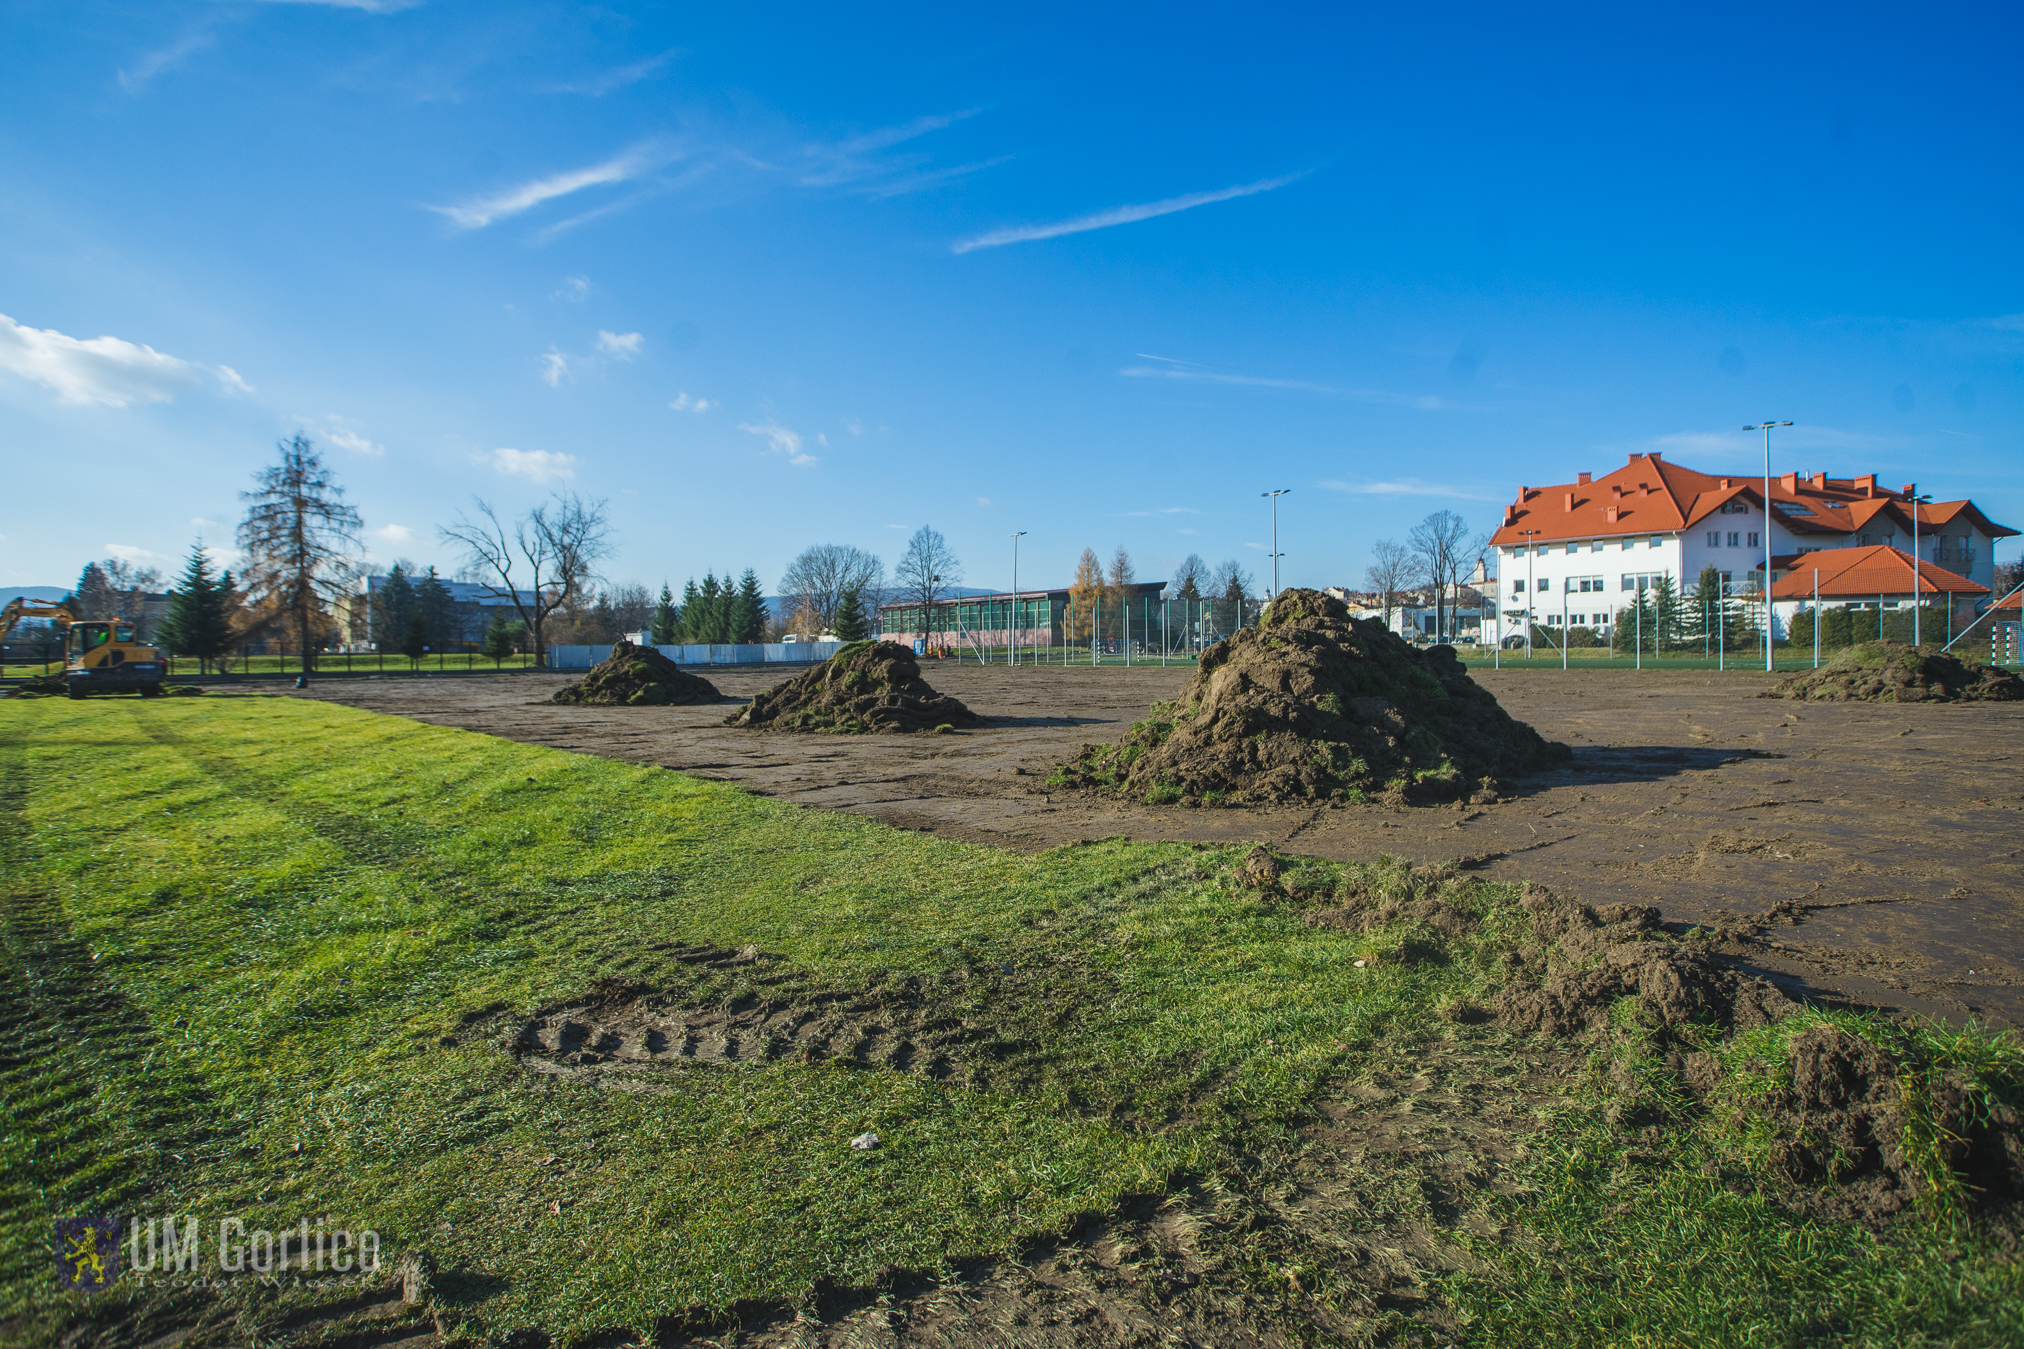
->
894;525;961;618
237;434;362;673
1407;510;1474;642
1364;538;1413;632
780;544;886;635
439;492;612;661
1171;554;1210;599
1208;558;1254;633
73;558;164;632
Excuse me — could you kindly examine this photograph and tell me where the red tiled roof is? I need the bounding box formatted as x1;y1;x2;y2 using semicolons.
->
1768;546;1988;600
1488;453;2019;548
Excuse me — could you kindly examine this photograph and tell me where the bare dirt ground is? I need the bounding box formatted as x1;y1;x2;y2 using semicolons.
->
298;664;2024;1027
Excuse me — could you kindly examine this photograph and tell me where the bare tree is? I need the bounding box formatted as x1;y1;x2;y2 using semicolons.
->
1364;538;1413;632
1103;546;1136;640
72;558;164;632
893;525;961;620
439;493;612;661
1171;554;1210;599
1208;558;1254;633
780;544;886;635
1407;510;1473;643
237;433;362;674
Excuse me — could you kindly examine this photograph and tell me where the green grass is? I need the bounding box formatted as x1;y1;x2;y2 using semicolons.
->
2;695;2018;1346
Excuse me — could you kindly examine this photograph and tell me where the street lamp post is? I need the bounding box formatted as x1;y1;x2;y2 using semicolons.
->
1906;493;1931;647
1742;421;1792;671
1517;529;1540;658
1262;489;1291;597
1009;532;1027;665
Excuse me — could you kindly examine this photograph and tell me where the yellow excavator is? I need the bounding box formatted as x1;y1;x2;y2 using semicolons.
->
1;597;168;698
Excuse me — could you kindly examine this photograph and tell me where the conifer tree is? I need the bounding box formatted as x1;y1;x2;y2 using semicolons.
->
400;609;429;664
160;543;235;672
651;584;678;645
693;574;721;643
481;612;518;665
373;564;416;651
734;569;765;643
833;586;868;643
676;578;701;643
415;568;456;649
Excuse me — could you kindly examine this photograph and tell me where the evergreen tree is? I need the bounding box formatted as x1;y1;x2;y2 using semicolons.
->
372;564;417;650
481;612;518;665
159;543;235;672
734;569;765;643
400;609;429;663
1687;566;1725;652
833;585;868;643
415;568;456;649
650;584;679;645
1649;573;1680;654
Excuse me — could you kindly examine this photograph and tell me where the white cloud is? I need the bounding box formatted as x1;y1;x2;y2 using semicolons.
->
817;432;829;446
119;30;215;92
214;365;254;395
841;416;864;436
739;421;816;466
546;48;682;96
106;543;168;563
373;523;415;543
953;173;1305;254
668;392;715;413
0;312;200;407
431;143;669;230
251;0;424;12
326;427;384;456
556;276;591;302
1316;478;1497;502
1122;354;1456;408
540;351;572;387
976;496;993;507
489;448;577;482
190;517;219;528
1125;506;1202;517
594;330;643;358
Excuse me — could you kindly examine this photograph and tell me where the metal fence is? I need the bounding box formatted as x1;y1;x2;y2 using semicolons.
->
896;596;1270;666
546;642;843;670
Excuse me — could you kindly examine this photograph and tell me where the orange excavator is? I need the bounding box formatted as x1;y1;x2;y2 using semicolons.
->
0;597;167;698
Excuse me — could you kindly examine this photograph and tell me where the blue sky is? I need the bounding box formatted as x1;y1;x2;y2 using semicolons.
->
3;1;2021;598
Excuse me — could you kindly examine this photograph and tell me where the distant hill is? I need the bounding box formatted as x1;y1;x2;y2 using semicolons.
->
3;586;69;603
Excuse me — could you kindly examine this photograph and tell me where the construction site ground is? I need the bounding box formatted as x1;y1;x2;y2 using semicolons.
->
300;664;2024;1028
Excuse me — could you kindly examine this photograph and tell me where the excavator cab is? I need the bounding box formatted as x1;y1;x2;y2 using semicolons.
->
69;622;129;658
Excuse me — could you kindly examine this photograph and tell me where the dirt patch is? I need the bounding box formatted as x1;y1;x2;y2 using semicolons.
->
1053;588;1568;806
496;943;1116;1103
3;673;67;699
550;639;724;706
726;641;982;733
1759;640;2024;703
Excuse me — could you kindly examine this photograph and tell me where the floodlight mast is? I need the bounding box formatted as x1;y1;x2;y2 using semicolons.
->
1906;494;1931;647
1742;421;1793;672
1009;532;1027;665
1261;489;1291;597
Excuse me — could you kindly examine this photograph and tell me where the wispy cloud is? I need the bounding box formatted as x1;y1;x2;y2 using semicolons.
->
0;312;201;407
546;48;682;96
373;523;415;543
867;156;1015;199
327;427;384;456
976;496;993;507
1124;506;1202;517
798;109;980;187
952;172;1304;254
106;543;168;563
539;351;572;387
668;392;715;413
1316;478;1498;502
431;143;670;230
740;421;816;466
488;448;576;482
1121;353;1455;408
556;276;591;302
594;330;642;358
118;29;215;92
252;0;425;11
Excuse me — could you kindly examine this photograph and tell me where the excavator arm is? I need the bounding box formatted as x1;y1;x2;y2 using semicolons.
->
0;597;75;638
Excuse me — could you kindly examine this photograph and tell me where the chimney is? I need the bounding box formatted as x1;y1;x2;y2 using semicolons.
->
1858;473;1877;497
1720;478;1731;489
1815;471;1828;488
1781;472;1798;493
1564;491;1575;511
1649;451;1664;462
1577;471;1591;485
1606;505;1620;524
1901;483;1915;499
1612;484;1624;499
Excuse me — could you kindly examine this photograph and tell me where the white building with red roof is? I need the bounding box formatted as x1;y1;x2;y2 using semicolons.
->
1484;452;2018;640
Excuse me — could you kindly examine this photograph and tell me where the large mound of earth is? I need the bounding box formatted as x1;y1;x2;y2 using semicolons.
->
1759;640;2023;703
1052;588;1568;806
726;640;982;733
551;639;724;706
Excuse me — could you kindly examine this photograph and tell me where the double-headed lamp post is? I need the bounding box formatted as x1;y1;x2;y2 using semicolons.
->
1009;531;1027;665
1262;489;1291;597
1517;529;1540;658
1742;421;1793;672
1906;493;1931;647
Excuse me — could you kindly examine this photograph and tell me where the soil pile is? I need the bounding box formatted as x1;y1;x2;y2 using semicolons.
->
3;673;67;699
550;639;724;707
726;641;981;733
1759;640;2023;703
1052;588;1568;806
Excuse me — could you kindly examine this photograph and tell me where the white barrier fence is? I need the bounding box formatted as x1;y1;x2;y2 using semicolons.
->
545;642;843;670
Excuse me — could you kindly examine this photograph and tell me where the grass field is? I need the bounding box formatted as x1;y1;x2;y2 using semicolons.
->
1;654;547;680
3;694;2019;1346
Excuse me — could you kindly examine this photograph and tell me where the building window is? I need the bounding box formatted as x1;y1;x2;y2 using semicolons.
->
1747;532;1759;547
1727;532;1739;547
1536;544;1549;556
1547;613;1562;626
1649;536;1662;548
1707;531;1721;547
1512;579;1525;594
1537;578;1549;594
